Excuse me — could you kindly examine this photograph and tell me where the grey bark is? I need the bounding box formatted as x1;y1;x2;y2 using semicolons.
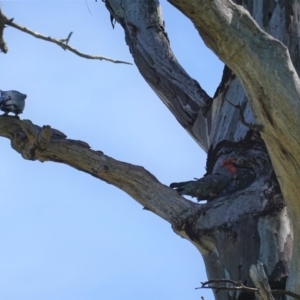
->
0;117;192;223
1;1;300;299
103;0;299;299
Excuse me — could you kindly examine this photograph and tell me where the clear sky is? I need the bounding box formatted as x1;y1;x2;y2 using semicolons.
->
0;1;223;299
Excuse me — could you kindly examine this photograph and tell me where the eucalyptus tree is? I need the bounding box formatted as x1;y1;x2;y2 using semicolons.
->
1;1;300;299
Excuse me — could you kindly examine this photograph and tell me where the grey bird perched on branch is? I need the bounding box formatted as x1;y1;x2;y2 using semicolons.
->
0;90;27;117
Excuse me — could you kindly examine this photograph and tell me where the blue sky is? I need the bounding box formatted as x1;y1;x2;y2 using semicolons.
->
0;1;223;299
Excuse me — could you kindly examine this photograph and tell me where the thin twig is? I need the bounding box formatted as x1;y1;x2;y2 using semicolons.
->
84;0;93;15
197;279;256;294
201;279;245;287
225;98;263;131
59;31;73;48
5;18;132;65
196;279;300;300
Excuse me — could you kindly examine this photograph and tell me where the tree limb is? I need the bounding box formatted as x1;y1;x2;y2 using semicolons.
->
0;116;192;223
198;279;257;293
105;0;212;151
0;8;131;65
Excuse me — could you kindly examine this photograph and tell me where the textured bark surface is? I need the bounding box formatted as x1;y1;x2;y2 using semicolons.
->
170;1;300;296
0;117;292;300
103;0;299;298
1;0;300;299
104;0;213;151
0;117;193;223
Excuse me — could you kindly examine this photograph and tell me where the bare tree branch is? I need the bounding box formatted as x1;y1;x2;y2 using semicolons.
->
197;279;300;300
0;9;131;65
105;0;212;151
198;279;257;293
0;116;192;223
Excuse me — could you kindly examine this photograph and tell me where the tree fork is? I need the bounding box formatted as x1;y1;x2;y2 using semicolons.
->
0;115;292;299
0;0;298;298
101;0;298;297
171;134;290;300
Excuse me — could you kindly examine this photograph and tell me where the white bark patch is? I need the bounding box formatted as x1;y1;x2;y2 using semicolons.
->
258;207;293;275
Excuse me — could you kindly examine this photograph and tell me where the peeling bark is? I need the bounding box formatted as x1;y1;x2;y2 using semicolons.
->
1;0;300;299
7;0;292;298
164;0;300;245
250;262;275;300
101;0;299;298
0;115;292;300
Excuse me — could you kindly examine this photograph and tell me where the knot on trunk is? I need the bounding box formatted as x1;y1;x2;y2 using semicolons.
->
11;120;52;161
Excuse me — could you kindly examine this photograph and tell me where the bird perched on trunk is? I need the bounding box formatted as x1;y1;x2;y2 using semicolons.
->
170;158;238;201
221;157;256;195
0;90;27;117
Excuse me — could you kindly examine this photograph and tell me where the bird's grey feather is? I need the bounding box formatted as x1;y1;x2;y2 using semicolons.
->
170;166;234;201
0;90;27;116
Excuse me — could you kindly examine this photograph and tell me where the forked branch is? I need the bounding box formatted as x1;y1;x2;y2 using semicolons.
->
0;8;131;65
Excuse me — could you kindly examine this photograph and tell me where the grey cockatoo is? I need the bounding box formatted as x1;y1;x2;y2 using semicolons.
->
0;90;27;116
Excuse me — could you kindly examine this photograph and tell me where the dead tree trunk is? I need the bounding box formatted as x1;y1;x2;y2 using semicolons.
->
0;1;299;299
103;0;299;299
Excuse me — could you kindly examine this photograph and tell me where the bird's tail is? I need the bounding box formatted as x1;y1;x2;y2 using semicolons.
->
170;181;196;193
170;181;194;189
